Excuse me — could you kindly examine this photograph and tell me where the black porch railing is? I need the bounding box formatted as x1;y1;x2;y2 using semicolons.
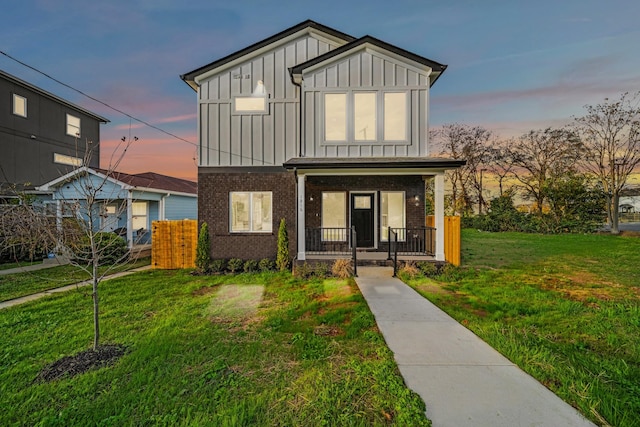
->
385;227;435;256
305;227;353;255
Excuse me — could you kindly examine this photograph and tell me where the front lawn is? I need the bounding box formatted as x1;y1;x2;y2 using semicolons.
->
402;230;640;427
0;258;151;302
0;270;429;426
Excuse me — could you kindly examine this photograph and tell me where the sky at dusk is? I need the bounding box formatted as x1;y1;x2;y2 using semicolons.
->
3;0;640;182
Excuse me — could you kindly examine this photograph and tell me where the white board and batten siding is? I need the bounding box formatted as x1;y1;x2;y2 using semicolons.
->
197;34;341;167
301;49;431;159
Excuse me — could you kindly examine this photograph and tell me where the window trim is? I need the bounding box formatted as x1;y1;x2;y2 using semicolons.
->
229;191;273;233
12;93;27;118
321;90;410;144
321;191;347;242
232;96;269;115
380;191;406;242
132;201;148;230
66;113;81;137
53;153;83;167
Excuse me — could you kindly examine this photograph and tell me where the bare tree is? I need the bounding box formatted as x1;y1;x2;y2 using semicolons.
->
434;124;493;215
574;92;640;234
486;138;516;197
3;136;137;350
503;128;583;214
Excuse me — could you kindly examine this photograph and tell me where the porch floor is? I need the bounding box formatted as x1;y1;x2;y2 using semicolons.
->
305;251;435;263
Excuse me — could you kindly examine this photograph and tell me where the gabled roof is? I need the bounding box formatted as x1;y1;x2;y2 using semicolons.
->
0;69;109;123
180;20;355;90
289;35;447;86
36;167;197;196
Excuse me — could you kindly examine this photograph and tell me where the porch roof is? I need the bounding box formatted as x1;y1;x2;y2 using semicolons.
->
283;157;466;171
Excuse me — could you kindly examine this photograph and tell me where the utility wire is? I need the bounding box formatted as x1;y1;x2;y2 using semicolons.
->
1;50;274;166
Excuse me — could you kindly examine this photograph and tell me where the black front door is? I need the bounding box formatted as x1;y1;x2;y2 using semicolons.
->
351;194;374;248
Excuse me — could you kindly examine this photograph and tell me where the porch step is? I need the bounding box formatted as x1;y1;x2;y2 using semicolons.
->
356;258;394;267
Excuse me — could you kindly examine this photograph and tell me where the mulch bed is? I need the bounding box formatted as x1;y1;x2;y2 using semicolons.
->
35;344;128;382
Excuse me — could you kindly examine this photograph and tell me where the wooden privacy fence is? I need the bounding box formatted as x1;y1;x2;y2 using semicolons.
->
426;216;461;266
152;220;197;269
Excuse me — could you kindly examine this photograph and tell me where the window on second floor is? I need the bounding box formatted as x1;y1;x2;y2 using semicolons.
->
66;114;81;137
12;94;27;117
53;153;83;167
324;91;408;143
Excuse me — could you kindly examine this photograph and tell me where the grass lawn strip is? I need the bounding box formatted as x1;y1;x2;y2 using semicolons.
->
0;270;430;426
402;230;640;427
0;258;151;303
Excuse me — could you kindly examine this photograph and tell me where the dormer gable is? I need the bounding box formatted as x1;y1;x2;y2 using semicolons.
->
289;35;447;87
181;20;355;90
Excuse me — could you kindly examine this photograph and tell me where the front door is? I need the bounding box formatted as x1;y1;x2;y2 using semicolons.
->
351;194;374;248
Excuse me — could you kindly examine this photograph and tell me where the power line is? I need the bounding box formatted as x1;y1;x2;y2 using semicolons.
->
0;50;275;166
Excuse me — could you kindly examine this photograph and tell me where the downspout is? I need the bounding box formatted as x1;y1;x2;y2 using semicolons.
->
289;69;304;158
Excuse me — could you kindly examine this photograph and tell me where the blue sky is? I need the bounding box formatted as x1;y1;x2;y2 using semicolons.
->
3;0;639;180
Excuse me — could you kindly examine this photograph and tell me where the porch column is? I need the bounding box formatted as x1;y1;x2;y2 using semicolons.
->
126;193;133;249
434;173;445;261
297;173;306;261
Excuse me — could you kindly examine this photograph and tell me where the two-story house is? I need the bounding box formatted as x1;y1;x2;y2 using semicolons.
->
0;69;108;195
181;20;464;263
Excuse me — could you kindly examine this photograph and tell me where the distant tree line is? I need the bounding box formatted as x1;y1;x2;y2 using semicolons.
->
433;92;640;234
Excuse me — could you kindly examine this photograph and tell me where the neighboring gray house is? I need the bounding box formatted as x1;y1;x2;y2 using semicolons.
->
181;20;463;262
36;167;197;248
0;69;108;195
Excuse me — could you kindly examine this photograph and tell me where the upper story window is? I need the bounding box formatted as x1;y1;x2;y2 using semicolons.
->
66;114;81;137
233;80;268;114
12;94;27;117
53;153;83;167
324;91;408;143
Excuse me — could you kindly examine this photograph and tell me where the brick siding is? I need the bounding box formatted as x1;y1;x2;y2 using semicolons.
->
198;169;296;260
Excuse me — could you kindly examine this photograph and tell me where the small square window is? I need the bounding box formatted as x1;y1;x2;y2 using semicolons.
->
66;114;81;137
230;192;272;232
13;94;27;117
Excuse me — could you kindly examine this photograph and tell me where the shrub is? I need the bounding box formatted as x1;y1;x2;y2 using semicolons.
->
313;262;330;278
210;259;226;274
76;232;128;265
276;218;290;272
294;262;313;279
195;222;211;273
258;258;274;272
331;258;353;279
243;259;258;273
417;261;438;277
398;261;420;280
228;258;243;273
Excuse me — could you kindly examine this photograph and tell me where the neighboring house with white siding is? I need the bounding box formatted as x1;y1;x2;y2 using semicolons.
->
181;20;464;262
35;167;197;248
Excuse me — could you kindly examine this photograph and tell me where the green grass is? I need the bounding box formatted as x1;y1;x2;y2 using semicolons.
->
0;270;429;426
0;258;151;302
0;261;39;271
403;230;640;427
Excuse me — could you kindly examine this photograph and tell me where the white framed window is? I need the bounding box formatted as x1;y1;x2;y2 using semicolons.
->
324;93;347;141
132;201;148;230
383;92;407;141
53;153;83;166
230;192;272;232
12;94;27;117
354;92;376;141
380;192;405;241
323;91;409;143
66;114;81;137
234;96;267;114
321;192;346;241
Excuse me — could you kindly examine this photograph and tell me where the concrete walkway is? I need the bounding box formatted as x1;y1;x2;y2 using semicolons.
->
0;266;152;310
354;267;596;427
